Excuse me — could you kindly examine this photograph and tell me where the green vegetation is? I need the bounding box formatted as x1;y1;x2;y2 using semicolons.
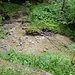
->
0;67;22;75
0;2;18;39
0;50;75;75
0;24;7;39
23;0;75;39
26;26;41;35
0;15;2;22
3;3;19;18
0;2;19;20
0;64;35;75
64;0;75;25
0;0;75;75
0;0;75;39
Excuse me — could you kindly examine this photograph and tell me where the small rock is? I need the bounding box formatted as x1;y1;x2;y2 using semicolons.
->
21;22;30;30
16;44;20;46
19;42;22;46
43;49;48;52
8;32;13;35
17;18;22;22
22;26;27;30
29;40;32;42
12;38;16;43
41;36;45;39
25;36;28;39
42;72;53;75
45;47;48;50
31;41;35;44
14;35;17;38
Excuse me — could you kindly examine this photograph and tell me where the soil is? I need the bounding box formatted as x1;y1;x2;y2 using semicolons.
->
0;17;73;55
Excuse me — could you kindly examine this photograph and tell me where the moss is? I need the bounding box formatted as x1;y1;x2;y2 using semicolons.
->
26;26;41;35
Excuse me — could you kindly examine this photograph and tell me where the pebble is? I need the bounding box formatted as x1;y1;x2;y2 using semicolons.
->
19;42;22;46
41;36;45;39
25;36;28;39
14;35;17;38
31;41;35;44
0;44;10;51
42;72;53;75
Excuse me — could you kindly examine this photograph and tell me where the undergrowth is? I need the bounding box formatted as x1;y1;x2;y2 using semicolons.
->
23;1;75;39
0;50;75;75
0;2;19;20
25;3;62;35
0;24;7;39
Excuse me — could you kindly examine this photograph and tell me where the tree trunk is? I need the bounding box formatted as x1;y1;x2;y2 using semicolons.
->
61;0;65;11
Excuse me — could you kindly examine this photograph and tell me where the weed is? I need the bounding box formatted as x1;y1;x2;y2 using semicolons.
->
0;50;75;75
0;24;7;39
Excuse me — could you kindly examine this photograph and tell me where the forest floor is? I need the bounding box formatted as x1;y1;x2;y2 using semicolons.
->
0;16;73;55
0;16;74;75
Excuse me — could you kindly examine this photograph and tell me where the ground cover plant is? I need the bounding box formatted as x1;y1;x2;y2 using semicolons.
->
0;64;35;75
0;24;7;39
0;50;75;75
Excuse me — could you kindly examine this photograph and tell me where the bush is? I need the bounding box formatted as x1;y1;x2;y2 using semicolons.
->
24;1;75;39
63;0;75;25
0;2;19;20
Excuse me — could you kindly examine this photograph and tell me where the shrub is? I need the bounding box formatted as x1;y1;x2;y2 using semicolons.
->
64;0;75;25
0;2;19;20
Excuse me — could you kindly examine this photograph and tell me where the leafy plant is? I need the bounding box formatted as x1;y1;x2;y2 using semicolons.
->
24;1;75;39
0;50;75;75
64;0;75;25
0;2;19;20
0;24;7;39
3;3;19;18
